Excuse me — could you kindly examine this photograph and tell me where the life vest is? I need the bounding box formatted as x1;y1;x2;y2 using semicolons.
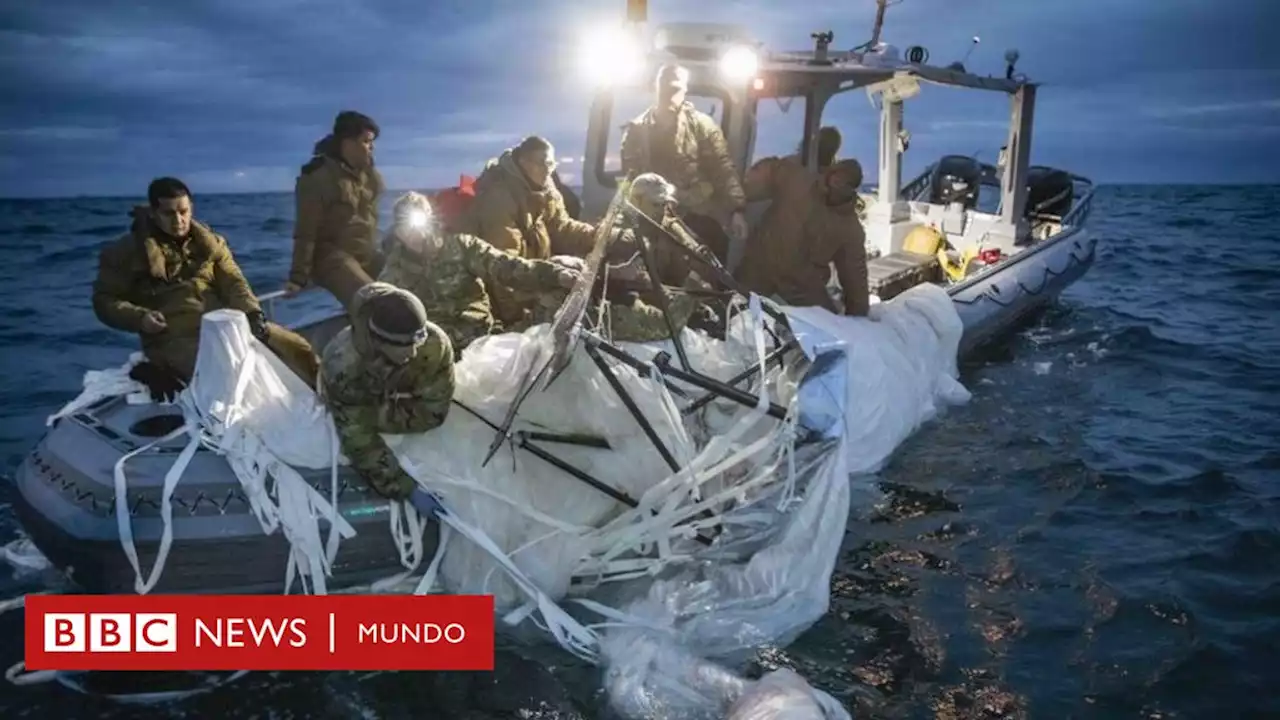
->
430;175;476;232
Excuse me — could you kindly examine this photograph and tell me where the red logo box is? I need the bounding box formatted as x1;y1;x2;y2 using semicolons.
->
25;594;495;672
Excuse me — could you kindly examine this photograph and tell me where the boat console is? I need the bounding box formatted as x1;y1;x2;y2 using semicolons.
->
928;155;984;210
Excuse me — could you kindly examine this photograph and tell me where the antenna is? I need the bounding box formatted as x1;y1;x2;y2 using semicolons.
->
868;0;889;49
856;0;903;52
947;35;980;73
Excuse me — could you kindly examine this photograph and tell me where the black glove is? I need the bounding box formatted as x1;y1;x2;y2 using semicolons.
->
128;361;187;403
246;310;270;344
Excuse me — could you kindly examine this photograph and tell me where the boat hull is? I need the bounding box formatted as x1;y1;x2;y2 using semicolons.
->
10;395;435;595
9;228;1096;595
950;226;1098;357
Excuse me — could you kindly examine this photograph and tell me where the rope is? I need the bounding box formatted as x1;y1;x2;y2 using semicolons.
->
952;234;1096;307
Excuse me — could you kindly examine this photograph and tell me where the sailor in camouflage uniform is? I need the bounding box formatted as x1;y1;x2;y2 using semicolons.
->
620;63;749;265
319;283;454;501
379;192;581;357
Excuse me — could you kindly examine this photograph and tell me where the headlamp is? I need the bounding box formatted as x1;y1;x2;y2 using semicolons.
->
369;321;429;347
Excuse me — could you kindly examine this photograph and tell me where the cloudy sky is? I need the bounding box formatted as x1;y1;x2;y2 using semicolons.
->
1;0;1276;197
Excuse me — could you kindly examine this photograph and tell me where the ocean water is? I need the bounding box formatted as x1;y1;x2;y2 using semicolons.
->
0;185;1277;718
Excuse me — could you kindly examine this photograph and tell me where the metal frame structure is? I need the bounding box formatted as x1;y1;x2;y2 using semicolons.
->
578;21;1044;256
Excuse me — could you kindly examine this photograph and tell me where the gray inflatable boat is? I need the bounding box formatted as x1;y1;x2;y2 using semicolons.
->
11;308;434;595
10;164;1097;596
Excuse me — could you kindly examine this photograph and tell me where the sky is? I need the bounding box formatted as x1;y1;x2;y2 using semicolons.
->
0;0;1277;198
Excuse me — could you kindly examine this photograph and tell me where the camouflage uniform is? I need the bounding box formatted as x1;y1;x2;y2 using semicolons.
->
319;284;455;500
93;207;320;386
378;230;570;357
460;148;597;328
619;101;747;224
523;256;700;344
289;136;386;309
588;291;699;343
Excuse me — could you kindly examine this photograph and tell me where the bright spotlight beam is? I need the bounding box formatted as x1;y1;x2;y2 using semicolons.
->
579;25;645;87
719;45;759;82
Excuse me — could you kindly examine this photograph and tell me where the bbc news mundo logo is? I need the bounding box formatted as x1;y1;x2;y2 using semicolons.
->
25;595;495;672
44;613;178;653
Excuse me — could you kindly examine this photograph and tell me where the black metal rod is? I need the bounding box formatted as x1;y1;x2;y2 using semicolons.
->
582;341;681;473
454;399;714;547
635;232;692;372
630;206;741;294
682;339;798;416
650;351;789;420
519;430;611;450
453;400;634;507
480;358;546;467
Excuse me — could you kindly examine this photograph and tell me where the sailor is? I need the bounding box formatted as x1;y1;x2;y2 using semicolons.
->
736;156;871;317
521;172;713;344
284;110;386;310
606;173;721;340
460;135;598;330
378;192;581;358
813;126;843;170
627;172;721;288
92;177;320;400
319;283;454;503
619;63;748;266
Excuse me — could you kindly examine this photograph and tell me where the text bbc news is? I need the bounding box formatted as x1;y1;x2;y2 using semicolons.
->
44;614;469;652
25;595;496;672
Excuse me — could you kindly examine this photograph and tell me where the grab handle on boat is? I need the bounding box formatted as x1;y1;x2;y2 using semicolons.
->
256;286;314;323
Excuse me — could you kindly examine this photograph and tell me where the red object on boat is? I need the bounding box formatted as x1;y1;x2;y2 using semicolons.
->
431;175;476;232
978;247;1003;265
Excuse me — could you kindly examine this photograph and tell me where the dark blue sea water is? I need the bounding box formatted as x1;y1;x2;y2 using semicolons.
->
1;185;1277;718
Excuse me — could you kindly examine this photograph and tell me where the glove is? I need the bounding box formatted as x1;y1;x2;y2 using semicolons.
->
608;253;648;283
549;255;586;273
128;361;187;403
246;310;270;344
409;487;444;517
550;265;581;289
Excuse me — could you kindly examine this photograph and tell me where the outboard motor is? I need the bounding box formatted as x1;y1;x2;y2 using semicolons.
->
928;155;982;209
1025;166;1074;217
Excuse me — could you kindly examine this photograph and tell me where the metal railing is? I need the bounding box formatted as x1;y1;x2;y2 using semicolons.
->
1059;175;1095;230
257;287;318;323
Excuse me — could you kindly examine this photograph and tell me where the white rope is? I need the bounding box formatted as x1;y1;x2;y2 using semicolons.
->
112;421;199;595
45;352;149;427
431;507;601;662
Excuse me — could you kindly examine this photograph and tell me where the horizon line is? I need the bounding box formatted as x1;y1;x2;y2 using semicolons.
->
2;179;1278;201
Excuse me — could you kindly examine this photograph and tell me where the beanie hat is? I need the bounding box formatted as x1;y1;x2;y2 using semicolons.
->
367;290;428;346
333;110;380;141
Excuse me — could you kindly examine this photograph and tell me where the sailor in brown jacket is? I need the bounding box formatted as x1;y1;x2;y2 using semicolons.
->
285;111;386;310
461;135;598;329
93;178;320;398
620;63;749;265
736;156;871;316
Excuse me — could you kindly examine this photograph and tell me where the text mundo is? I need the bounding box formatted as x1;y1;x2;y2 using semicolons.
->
357;621;467;645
